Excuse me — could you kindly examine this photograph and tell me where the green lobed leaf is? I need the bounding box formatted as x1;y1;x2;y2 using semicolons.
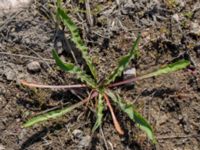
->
104;34;141;85
23;100;86;127
52;49;96;88
92;94;104;132
57;7;97;80
138;59;190;80
106;90;156;143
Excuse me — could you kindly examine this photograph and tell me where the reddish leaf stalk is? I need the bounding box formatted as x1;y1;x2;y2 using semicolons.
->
20;80;88;89
87;90;99;104
81;91;99;108
108;77;140;88
104;94;124;135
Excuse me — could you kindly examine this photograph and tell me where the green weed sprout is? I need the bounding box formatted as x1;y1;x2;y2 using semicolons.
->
20;3;190;144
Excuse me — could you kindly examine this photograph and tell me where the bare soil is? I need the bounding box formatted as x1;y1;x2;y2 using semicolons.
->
0;0;200;150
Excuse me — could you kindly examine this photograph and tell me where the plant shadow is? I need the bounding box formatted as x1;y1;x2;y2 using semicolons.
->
141;87;176;98
20;124;64;150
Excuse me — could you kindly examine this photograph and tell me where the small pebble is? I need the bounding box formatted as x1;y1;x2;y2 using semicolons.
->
4;68;16;81
190;22;200;35
0;83;6;94
176;0;185;8
55;41;63;54
124;68;136;76
172;14;179;22
72;129;83;139
27;61;41;73
0;144;5;150
79;135;91;147
121;0;134;15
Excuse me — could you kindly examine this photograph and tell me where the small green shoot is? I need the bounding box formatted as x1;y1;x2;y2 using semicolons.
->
92;94;104;132
20;2;190;144
104;34;140;85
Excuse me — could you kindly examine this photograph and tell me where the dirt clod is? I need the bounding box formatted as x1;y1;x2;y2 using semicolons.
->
190;21;200;35
72;129;84;139
0;144;5;150
27;61;41;73
4;68;16;81
79;135;92;148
